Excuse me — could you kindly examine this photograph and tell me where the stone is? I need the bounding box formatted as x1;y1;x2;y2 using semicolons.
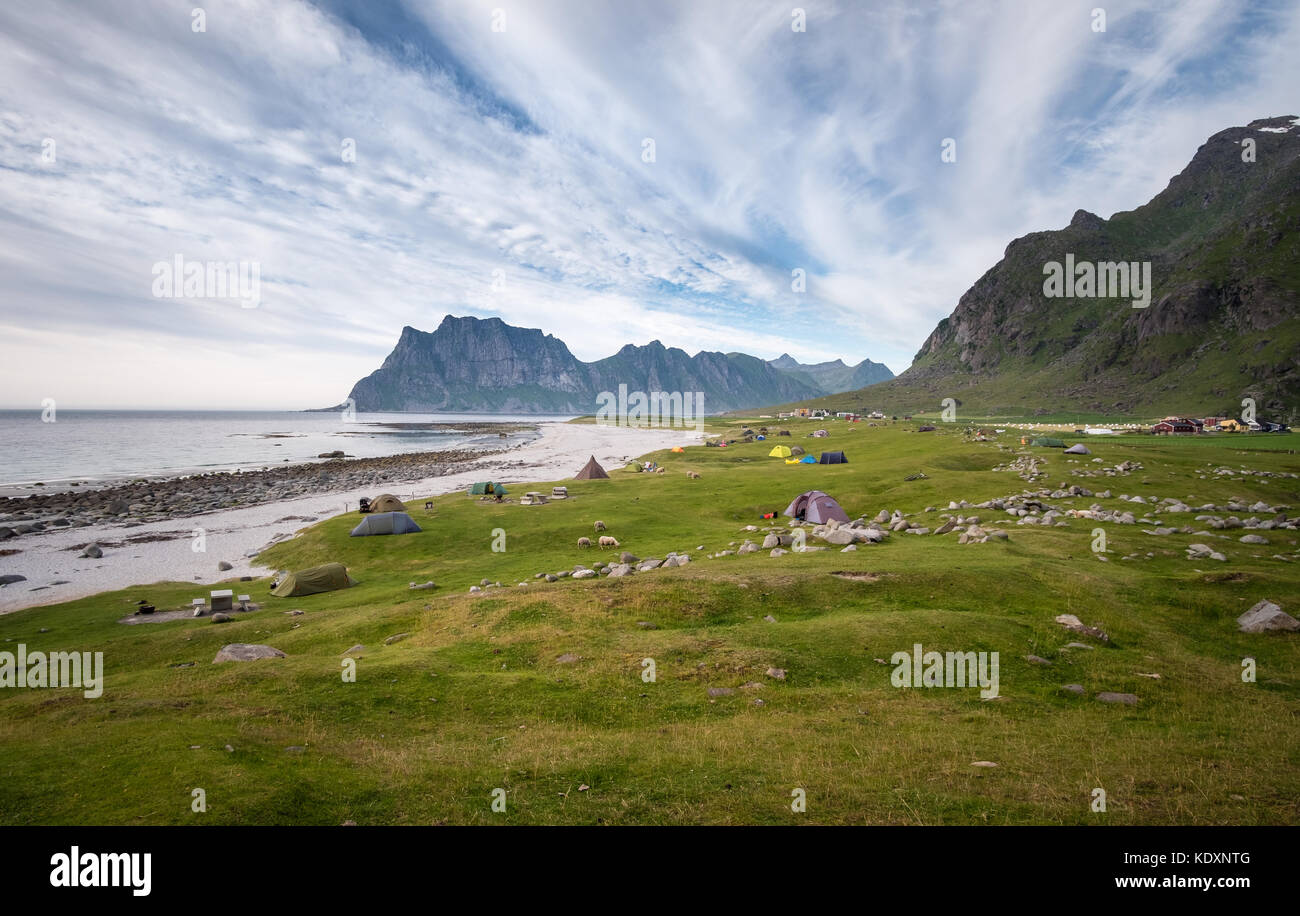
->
707;687;734;697
555;653;580;664
217;561;233;571
1062;684;1085;695
1096;692;1139;706
607;564;634;578
1237;600;1299;633
213;643;285;663
210;613;232;623
81;544;103;559
343;644;364;655
1026;655;1051;666
766;667;787;680
384;633;411;645
573;569;597;579
1239;534;1269;545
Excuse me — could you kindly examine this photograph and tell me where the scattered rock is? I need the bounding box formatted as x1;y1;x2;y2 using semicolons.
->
1237;599;1299;633
383;633;411;645
213;643;285;663
1096;692;1139;706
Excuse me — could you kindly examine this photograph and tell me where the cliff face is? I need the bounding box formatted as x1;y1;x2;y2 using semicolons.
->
868;116;1300;416
341;316;836;413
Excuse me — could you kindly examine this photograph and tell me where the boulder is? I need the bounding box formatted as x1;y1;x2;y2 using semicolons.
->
1237;600;1299;633
80;544;103;559
213;643;285;663
1096;692;1139;706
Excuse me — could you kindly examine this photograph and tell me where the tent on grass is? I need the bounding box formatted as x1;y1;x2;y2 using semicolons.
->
819;451;849;465
784;490;851;524
1030;437;1066;448
768;445;793;458
350;512;421;537
1063;443;1092;455
369;493;406;513
790;445;806;456
271;562;355;597
671;446;685;453
574;455;610;479
800;455;817;464
469;482;508;496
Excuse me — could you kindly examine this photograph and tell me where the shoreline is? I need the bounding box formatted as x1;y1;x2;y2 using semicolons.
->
0;422;703;615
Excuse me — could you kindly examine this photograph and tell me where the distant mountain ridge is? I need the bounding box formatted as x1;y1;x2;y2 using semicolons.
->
337;316;892;413
768;353;894;393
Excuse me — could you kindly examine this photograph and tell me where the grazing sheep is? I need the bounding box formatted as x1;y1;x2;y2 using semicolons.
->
577;537;592;548
594;521;607;532
686;471;701;479
599;536;620;549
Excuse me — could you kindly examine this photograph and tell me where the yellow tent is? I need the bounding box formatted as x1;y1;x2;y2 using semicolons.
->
671;446;685;453
769;445;793;458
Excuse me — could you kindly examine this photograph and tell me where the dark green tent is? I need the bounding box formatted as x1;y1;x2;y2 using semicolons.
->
270;562;355;597
1030;437;1066;448
469;482;508;496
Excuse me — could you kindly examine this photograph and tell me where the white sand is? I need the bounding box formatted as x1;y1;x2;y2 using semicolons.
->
0;421;702;615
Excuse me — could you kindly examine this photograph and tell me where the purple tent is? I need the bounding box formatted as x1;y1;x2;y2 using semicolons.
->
783;490;851;524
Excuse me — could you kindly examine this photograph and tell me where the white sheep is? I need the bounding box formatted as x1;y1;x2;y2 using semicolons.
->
598;536;620;549
577;537;592;548
594;521;607;532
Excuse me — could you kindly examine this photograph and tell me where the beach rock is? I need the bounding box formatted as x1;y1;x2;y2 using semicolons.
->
1237;600;1299;633
80;543;103;558
1096;692;1138;706
213;643;285;663
217;561;233;571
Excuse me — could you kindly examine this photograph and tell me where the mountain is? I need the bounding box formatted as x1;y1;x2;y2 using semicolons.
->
796;116;1300;418
768;353;894;393
339;316;827;413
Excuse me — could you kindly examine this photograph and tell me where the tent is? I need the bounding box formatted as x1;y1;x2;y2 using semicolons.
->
469;482;508;496
1030;437;1066;448
671;446;685;453
756;435;766;441
574;455;610;480
819;451;849;465
369;493;406;513
811;429;829;438
790;445;806;456
800;455;817;464
271;562;355;597
769;445;793;458
784;490;851;524
1063;443;1091;455
350;512;421;537
917;425;936;433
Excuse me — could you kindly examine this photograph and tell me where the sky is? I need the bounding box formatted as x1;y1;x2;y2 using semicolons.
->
0;0;1297;409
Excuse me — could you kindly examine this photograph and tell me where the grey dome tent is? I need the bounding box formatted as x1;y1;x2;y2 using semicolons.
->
1063;443;1091;454
350;512;421;537
783;490;851;524
819;451;848;465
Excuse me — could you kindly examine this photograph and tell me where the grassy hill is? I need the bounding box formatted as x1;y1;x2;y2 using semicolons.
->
1;420;1298;824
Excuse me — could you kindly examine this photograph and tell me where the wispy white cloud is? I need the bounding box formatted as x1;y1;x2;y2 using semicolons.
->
0;0;1295;407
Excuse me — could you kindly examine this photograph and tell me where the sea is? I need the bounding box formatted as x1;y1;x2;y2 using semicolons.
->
0;410;571;490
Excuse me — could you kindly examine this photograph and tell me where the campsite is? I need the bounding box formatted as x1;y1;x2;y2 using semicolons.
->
1;416;1297;825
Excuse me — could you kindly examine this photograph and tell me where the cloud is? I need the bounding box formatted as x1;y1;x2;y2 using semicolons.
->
0;0;1295;407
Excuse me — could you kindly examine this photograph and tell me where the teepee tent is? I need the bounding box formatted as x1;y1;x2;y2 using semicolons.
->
574;456;610;480
350;512;421;537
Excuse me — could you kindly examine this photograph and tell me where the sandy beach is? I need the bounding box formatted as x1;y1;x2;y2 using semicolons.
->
0;421;702;615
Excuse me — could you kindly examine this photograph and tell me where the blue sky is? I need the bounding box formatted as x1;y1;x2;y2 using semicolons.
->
0;0;1297;408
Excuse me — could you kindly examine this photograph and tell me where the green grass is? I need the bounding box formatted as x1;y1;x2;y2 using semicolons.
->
1;419;1298;824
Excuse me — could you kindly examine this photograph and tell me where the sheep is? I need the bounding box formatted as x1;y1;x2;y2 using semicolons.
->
594;521;607;532
577;537;592;548
598;536;620;549
686;471;701;479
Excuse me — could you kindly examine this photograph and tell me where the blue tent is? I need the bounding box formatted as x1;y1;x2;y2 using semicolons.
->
800;455;816;464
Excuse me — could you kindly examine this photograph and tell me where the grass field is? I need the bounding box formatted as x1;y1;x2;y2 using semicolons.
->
2;420;1298;825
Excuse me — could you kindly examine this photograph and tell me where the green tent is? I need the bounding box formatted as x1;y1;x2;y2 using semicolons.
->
270;562;355;597
1030;437;1066;448
469;482;508;496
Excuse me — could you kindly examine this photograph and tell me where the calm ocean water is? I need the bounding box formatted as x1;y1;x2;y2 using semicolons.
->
0;410;568;488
